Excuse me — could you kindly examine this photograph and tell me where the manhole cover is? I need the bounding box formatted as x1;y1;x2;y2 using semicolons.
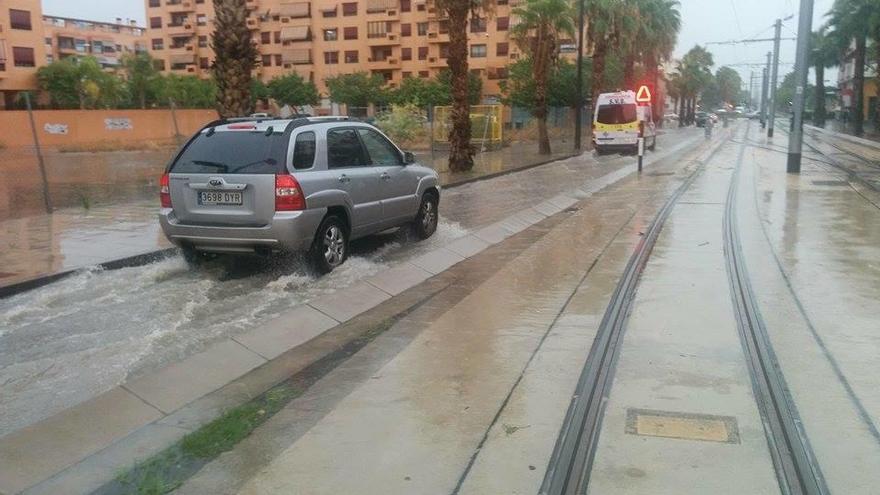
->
625;408;740;444
811;180;848;186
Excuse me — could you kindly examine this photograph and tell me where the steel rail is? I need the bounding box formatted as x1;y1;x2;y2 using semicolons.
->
539;132;726;495
723;124;828;495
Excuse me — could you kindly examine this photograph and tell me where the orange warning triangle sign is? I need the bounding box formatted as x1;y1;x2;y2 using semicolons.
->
636;85;652;103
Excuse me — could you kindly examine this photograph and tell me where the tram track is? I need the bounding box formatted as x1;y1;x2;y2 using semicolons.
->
539;131;726;495
724;125;828;495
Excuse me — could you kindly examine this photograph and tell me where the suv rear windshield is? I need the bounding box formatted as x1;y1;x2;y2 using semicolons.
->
170;131;285;174
597;104;637;125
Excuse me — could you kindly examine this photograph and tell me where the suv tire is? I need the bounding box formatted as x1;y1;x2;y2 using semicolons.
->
411;193;439;240
309;215;349;274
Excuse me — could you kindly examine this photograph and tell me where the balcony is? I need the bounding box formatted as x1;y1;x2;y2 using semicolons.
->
367;33;400;45
167;0;195;11
168;23;195;35
281;48;312;64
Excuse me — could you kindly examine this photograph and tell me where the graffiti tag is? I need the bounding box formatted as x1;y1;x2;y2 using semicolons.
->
43;123;69;135
104;118;133;131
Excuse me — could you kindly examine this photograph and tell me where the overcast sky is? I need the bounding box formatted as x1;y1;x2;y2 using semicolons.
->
43;0;838;86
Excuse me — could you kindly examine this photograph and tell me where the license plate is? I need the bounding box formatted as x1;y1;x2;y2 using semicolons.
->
199;191;243;205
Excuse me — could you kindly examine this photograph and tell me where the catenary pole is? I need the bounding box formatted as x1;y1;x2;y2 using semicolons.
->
787;0;815;173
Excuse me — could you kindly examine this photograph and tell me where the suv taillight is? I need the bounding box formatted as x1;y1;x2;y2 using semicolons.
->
160;173;172;208
275;174;305;211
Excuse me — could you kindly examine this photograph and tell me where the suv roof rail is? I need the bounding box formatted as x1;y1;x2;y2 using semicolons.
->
306;116;351;122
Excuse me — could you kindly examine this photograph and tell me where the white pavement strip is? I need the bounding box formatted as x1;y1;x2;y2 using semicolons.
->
1;135;707;495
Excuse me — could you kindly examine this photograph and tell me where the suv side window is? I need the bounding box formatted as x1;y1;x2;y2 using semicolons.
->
292;131;316;169
327;128;368;168
357;128;402;166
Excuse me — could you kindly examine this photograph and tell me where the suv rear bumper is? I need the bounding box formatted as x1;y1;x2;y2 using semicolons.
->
159;208;326;254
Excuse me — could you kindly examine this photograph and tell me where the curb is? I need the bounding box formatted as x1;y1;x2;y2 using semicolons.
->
0;248;178;300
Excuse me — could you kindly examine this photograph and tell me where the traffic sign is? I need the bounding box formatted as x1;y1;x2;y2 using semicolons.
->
636;85;652;103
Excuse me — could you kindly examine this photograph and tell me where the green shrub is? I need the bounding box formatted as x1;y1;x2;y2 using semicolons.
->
374;104;426;143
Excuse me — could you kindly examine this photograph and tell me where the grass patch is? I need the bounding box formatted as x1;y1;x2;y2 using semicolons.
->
108;315;402;495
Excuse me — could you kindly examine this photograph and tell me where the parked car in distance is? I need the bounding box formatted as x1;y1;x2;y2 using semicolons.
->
159;116;441;273
695;111;709;127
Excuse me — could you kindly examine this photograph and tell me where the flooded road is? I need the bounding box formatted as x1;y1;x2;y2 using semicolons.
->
0;129;704;438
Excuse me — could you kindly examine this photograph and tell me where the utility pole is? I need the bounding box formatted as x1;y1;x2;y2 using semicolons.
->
787;0;814;173
768;18;782;137
760;62;770;128
749;71;755;109
573;0;586;151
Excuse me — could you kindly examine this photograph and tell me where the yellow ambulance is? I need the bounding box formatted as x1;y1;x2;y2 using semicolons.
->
592;90;656;154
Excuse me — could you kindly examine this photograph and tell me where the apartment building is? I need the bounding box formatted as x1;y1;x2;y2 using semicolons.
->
145;0;581;99
0;0;47;108
837;40;878;122
43;16;147;68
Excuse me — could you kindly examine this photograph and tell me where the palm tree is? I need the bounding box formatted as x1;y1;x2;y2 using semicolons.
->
586;0;629;101
511;0;575;154
212;0;259;118
810;27;839;126
637;0;681;123
676;45;713;125
827;0;875;135
436;0;486;172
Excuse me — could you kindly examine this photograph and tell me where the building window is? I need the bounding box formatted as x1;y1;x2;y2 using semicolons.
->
45;55;54;64
367;21;390;38
261;31;271;44
275;54;282;66
402;71;411;78
197;15;207;26
274;31;281;43
496;42;508;56
322;8;337;17
401;47;412;61
400;0;411;11
401;23;411;37
470;44;486;57
149;0;160;6
200;57;209;69
324;28;338;41
417;3;425;10
497;0;508;4
150;17;162;28
9;9;32;30
12;47;35;67
199;35;208;47
152;38;164;50
342;2;357;15
154;59;165;71
496;17;509;31
418;46;428;60
419;70;429;78
44;37;52;45
344;50;359;63
439;20;449;34
324;51;339;64
343;27;358;40
416;22;428;36
440;43;449;59
470;17;487;33
262;54;272;66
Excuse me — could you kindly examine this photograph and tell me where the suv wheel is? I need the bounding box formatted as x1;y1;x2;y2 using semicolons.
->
411;193;439;240
310;215;348;274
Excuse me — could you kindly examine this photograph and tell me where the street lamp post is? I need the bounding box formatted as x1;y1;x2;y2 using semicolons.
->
787;0;815;173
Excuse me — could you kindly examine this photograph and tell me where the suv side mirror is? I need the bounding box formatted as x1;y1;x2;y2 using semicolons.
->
403;151;416;164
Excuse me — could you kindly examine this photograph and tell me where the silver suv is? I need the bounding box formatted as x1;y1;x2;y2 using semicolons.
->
159;116;440;273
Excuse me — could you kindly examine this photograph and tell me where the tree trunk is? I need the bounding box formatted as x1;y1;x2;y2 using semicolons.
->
853;34;866;136
445;2;473;171
678;95;686;127
212;0;257;118
814;64;825;126
533;26;552;155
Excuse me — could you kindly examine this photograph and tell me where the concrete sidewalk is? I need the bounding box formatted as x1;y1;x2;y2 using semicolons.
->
0;139;576;295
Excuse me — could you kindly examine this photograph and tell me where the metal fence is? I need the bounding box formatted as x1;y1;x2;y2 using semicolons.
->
430;105;505;150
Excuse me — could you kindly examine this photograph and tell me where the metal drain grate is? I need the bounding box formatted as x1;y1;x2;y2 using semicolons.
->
811;180;848;187
625;408;740;444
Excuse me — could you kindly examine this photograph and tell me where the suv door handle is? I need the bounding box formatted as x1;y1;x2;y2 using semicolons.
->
337;174;351;183
380;172;391;181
